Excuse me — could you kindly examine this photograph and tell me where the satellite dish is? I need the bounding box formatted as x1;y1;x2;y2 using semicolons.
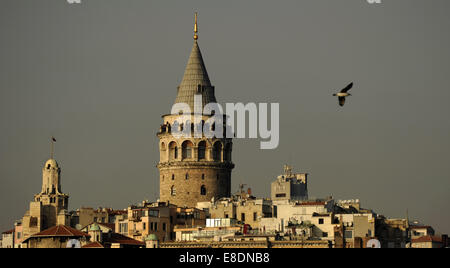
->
366;239;381;248
66;239;81;248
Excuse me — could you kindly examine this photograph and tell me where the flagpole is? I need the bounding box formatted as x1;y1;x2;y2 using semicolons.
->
51;137;56;159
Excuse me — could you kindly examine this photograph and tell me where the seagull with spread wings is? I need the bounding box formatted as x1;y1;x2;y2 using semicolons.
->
333;82;354;107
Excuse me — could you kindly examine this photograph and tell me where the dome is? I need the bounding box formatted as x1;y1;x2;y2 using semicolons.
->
145;234;158;241
44;159;59;169
89;224;101;232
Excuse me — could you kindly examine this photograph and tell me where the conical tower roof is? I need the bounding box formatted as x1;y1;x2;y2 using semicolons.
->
180;40;211;88
174;14;217;112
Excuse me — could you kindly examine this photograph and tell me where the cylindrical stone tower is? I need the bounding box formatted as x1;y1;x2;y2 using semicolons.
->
157;14;234;208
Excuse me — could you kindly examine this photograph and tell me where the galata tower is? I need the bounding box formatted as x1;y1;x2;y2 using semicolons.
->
157;13;234;208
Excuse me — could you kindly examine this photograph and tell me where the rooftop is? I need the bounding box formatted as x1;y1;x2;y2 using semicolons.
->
411;235;442;243
1;229;14;235
173;39;217;111
410;225;432;230
29;225;90;238
103;233;145;246
82;241;104;248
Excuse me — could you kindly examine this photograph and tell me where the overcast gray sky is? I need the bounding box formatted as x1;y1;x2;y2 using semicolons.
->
1;0;449;234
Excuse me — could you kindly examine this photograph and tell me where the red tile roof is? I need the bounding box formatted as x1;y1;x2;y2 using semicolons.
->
412;235;442;243
82;241;104;248
103;233;145;246
410;225;432;229
2;229;15;234
31;225;90;238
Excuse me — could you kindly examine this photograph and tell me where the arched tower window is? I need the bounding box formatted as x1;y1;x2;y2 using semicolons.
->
185;173;189;180
169;142;178;161
171;186;176;196
200;185;207;196
224;143;232;162
160;142;167;161
182;140;194;160
198;141;206;160
213;142;222;161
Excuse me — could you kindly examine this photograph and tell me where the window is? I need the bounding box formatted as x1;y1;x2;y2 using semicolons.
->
344;230;353;239
172;174;175;180
185;173;189;180
160;142;166;161
200;185;207;196
155;223;158;231
169;142;178;160
323;232;328;238
225;214;229;219
163;223;166;231
318;218;324;224
198;141;206;160
185;146;192;158
213;142;222;161
143;223;146;230
202;174;205;180
224;143;232;161
149;210;159;217
171;186;176;196
241;213;246;222
253;212;258;221
276;193;286;198
182;141;193;159
119;223;128;233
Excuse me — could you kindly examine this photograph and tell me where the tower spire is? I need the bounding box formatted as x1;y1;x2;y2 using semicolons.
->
194;12;198;40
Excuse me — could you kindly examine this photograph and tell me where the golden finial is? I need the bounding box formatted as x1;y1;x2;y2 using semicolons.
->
194;12;198;40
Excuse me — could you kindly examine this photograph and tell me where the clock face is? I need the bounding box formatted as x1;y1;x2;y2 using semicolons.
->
66;239;81;248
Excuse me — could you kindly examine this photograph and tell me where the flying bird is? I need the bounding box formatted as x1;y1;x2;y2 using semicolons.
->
333;82;353;107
